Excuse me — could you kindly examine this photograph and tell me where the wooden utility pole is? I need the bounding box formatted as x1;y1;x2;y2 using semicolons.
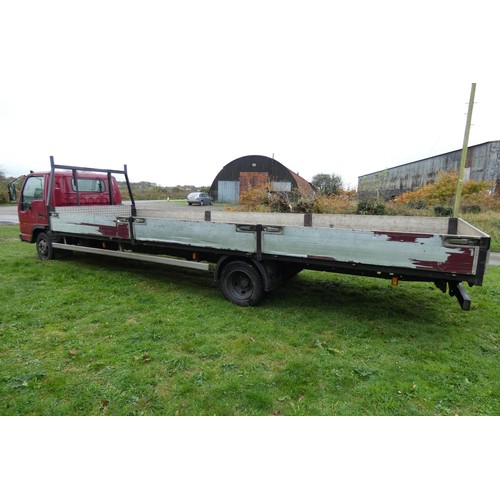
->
453;83;476;217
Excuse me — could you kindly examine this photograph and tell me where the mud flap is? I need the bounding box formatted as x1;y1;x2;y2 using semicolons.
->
448;282;471;311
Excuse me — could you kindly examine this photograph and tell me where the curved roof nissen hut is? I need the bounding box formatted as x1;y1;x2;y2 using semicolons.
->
210;154;315;203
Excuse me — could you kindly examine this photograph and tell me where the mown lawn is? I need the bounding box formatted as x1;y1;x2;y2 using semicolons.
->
1;225;499;415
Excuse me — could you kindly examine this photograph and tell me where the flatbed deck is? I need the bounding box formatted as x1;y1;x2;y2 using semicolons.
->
50;204;490;283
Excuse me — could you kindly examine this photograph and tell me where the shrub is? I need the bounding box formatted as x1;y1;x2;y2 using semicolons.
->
238;185;271;212
0;183;8;204
267;192;293;213
407;200;427;210
461;189;500;211
462;205;481;214
0;170;8;204
235;186;359;214
357;200;387;215
394;170;496;213
295;195;317;213
434;206;453;217
311;190;357;214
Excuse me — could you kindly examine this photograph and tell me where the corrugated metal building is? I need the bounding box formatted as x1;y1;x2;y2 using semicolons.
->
357;140;500;200
210;155;315;203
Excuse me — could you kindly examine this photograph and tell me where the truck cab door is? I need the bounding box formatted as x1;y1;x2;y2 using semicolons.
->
19;176;48;241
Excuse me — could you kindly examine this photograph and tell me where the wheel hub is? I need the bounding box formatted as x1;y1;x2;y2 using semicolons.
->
231;272;252;296
38;240;48;255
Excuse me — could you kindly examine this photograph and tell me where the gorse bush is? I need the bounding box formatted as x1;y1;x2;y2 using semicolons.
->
356;200;387;215
238;185;272;212
394;170;496;210
312;190;357;214
237;185;299;213
236;185;358;214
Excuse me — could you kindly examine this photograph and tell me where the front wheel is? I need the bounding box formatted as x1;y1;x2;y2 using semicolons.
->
36;232;56;260
219;261;264;307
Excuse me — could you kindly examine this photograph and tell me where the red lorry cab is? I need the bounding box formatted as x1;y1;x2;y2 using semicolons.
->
18;170;122;242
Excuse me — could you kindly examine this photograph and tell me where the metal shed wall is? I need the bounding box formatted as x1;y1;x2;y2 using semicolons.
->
358;141;500;200
217;181;240;203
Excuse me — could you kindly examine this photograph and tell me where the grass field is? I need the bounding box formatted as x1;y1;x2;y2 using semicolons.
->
463;211;500;252
1;225;499;415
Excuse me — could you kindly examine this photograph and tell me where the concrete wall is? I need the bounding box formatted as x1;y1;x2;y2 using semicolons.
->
358;141;500;199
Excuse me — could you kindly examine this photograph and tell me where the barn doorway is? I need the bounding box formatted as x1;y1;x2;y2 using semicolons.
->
239;172;269;193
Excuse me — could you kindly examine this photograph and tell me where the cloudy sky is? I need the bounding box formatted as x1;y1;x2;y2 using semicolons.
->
1;0;498;189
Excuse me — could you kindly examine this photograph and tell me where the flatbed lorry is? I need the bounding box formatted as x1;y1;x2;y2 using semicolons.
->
9;157;491;310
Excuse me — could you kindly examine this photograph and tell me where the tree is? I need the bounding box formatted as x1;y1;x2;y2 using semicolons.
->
0;170;8;204
311;173;343;196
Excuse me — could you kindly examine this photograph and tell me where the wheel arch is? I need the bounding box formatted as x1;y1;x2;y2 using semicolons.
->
30;225;50;243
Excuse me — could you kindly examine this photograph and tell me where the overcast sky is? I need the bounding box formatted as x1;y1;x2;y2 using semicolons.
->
1;0;498;189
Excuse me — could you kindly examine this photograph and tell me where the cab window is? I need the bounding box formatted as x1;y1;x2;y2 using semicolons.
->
22;176;44;208
71;178;106;192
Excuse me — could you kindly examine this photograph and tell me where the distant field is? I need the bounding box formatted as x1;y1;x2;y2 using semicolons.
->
1;225;499;415
463;211;500;252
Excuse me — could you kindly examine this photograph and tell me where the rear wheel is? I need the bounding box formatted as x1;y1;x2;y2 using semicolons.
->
36;232;56;260
220;261;264;306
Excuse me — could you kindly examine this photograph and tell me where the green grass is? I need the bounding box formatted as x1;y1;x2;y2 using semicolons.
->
463;211;500;252
1;225;499;415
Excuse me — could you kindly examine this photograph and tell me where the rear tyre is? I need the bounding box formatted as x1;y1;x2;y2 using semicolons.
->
220;261;264;307
36;232;56;260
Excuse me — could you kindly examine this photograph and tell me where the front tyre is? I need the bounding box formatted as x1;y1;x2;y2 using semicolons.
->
220;261;264;307
36;232;56;260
